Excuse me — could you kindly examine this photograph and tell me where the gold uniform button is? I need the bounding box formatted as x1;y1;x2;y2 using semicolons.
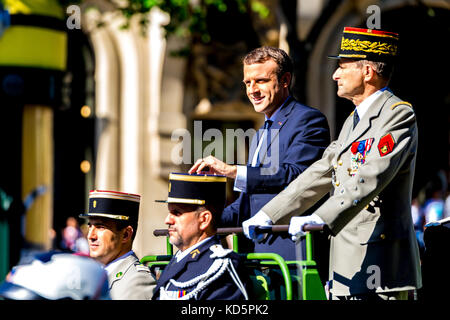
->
338;160;343;166
335;181;340;187
380;234;386;240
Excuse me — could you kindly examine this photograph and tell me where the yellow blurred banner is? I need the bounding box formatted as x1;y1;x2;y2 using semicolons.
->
0;26;67;70
0;0;67;70
3;0;64;19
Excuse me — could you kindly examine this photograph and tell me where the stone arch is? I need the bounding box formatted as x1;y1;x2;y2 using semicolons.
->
80;3;177;256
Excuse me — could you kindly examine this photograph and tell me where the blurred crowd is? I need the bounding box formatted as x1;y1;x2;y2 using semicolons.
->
412;170;450;254
56;217;89;256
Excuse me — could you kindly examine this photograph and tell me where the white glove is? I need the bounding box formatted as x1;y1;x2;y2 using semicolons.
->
289;214;324;242
242;211;273;242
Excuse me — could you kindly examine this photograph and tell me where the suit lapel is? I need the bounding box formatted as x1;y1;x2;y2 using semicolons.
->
248;97;294;166
155;255;186;290
339;91;393;155
258;97;293;165
155;237;219;293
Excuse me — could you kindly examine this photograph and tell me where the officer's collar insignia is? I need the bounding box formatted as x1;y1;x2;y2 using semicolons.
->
349;138;374;176
115;271;123;278
190;249;200;259
378;133;395;157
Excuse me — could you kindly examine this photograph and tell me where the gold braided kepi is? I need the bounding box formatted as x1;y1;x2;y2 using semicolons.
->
329;27;399;61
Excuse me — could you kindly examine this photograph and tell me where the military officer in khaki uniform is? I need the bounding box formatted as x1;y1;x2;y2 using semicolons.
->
80;190;155;299
242;27;422;300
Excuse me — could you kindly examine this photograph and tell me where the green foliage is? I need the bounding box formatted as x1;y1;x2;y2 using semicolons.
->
60;0;267;43
122;0;241;42
251;0;269;19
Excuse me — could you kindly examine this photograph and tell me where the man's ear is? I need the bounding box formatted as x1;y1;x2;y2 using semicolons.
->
363;63;376;81
280;72;292;89
122;225;134;243
198;209;212;231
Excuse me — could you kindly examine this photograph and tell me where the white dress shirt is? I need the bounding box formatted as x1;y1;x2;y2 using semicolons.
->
234;96;290;192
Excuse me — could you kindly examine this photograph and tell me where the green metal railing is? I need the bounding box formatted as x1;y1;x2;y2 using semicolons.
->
149;224;326;300
245;252;293;300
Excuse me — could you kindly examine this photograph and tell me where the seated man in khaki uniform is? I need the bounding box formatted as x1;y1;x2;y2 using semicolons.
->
80;190;155;299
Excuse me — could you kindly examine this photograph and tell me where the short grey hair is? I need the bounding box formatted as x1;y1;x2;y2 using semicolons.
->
355;59;394;81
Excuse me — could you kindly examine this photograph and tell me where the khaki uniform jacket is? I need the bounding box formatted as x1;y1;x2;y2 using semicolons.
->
262;90;422;296
106;252;156;300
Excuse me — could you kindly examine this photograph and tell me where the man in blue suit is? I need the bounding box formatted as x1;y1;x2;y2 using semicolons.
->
189;47;330;260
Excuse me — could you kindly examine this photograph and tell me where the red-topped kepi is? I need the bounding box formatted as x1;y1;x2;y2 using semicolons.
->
329;27;399;61
79;190;141;222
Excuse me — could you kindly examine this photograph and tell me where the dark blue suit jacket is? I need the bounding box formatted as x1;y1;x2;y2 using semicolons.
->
152;236;251;300
220;97;330;260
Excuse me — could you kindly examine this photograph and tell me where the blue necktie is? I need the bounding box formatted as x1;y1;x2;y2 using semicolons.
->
254;120;272;166
263;119;272;131
353;109;360;129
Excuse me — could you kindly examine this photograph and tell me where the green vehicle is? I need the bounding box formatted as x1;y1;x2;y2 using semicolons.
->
141;225;327;300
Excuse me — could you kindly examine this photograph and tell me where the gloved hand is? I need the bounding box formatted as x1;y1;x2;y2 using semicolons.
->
242;211;273;242
289;214;324;242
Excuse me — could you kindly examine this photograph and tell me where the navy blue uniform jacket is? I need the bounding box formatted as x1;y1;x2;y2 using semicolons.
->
152;236;251;300
220;97;330;260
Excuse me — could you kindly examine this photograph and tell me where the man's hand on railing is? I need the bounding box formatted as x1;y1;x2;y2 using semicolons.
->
242;211;273;242
289;214;325;242
153;223;325;238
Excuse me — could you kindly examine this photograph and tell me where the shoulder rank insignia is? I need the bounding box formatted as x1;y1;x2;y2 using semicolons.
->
135;264;150;273
349;138;374;176
378;133;395;157
190;249;200;259
390;101;412;110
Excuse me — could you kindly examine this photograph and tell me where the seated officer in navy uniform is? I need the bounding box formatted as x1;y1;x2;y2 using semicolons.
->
153;173;251;300
79;190;155;299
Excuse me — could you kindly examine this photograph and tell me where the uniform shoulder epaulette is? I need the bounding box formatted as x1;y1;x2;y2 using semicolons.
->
390;101;412;110
135;263;150;273
209;244;233;258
